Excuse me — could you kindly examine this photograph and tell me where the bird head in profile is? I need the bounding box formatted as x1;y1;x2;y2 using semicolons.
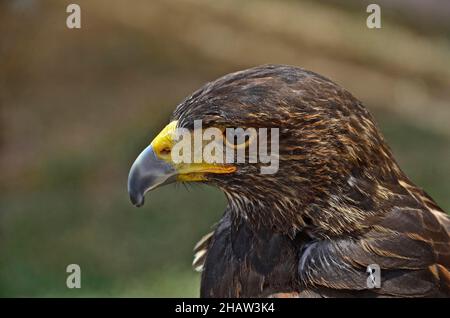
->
128;65;450;298
128;64;404;236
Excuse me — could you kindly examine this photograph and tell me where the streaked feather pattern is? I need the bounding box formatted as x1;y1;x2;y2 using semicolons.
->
172;65;450;297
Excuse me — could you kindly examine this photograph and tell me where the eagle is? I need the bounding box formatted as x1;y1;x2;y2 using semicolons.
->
128;65;450;297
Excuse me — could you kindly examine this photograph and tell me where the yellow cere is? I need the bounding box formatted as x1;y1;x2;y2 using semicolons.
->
149;120;236;181
151;120;178;159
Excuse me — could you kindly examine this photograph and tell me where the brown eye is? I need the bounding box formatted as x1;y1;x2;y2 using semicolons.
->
223;128;257;149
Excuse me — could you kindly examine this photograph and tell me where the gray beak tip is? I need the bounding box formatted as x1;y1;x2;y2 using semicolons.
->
129;190;145;207
127;145;176;208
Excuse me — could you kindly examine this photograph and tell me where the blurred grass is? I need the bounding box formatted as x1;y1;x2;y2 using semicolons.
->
1;185;226;297
0;0;449;297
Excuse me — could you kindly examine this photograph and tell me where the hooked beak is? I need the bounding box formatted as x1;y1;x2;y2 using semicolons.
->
127;120;236;207
127;145;176;207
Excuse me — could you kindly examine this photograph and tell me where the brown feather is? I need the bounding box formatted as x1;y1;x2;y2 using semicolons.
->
173;65;450;297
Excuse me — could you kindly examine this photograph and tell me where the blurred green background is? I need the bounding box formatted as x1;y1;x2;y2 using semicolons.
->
1;0;449;297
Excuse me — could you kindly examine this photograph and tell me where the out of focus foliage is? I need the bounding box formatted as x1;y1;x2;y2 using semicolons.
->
1;0;449;297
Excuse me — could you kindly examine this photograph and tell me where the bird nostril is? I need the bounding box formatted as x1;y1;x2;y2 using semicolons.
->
160;147;171;156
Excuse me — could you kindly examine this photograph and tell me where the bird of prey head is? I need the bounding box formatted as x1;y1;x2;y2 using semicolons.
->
128;65;450;297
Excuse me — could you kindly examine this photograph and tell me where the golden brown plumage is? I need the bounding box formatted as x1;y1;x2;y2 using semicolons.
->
128;64;450;297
